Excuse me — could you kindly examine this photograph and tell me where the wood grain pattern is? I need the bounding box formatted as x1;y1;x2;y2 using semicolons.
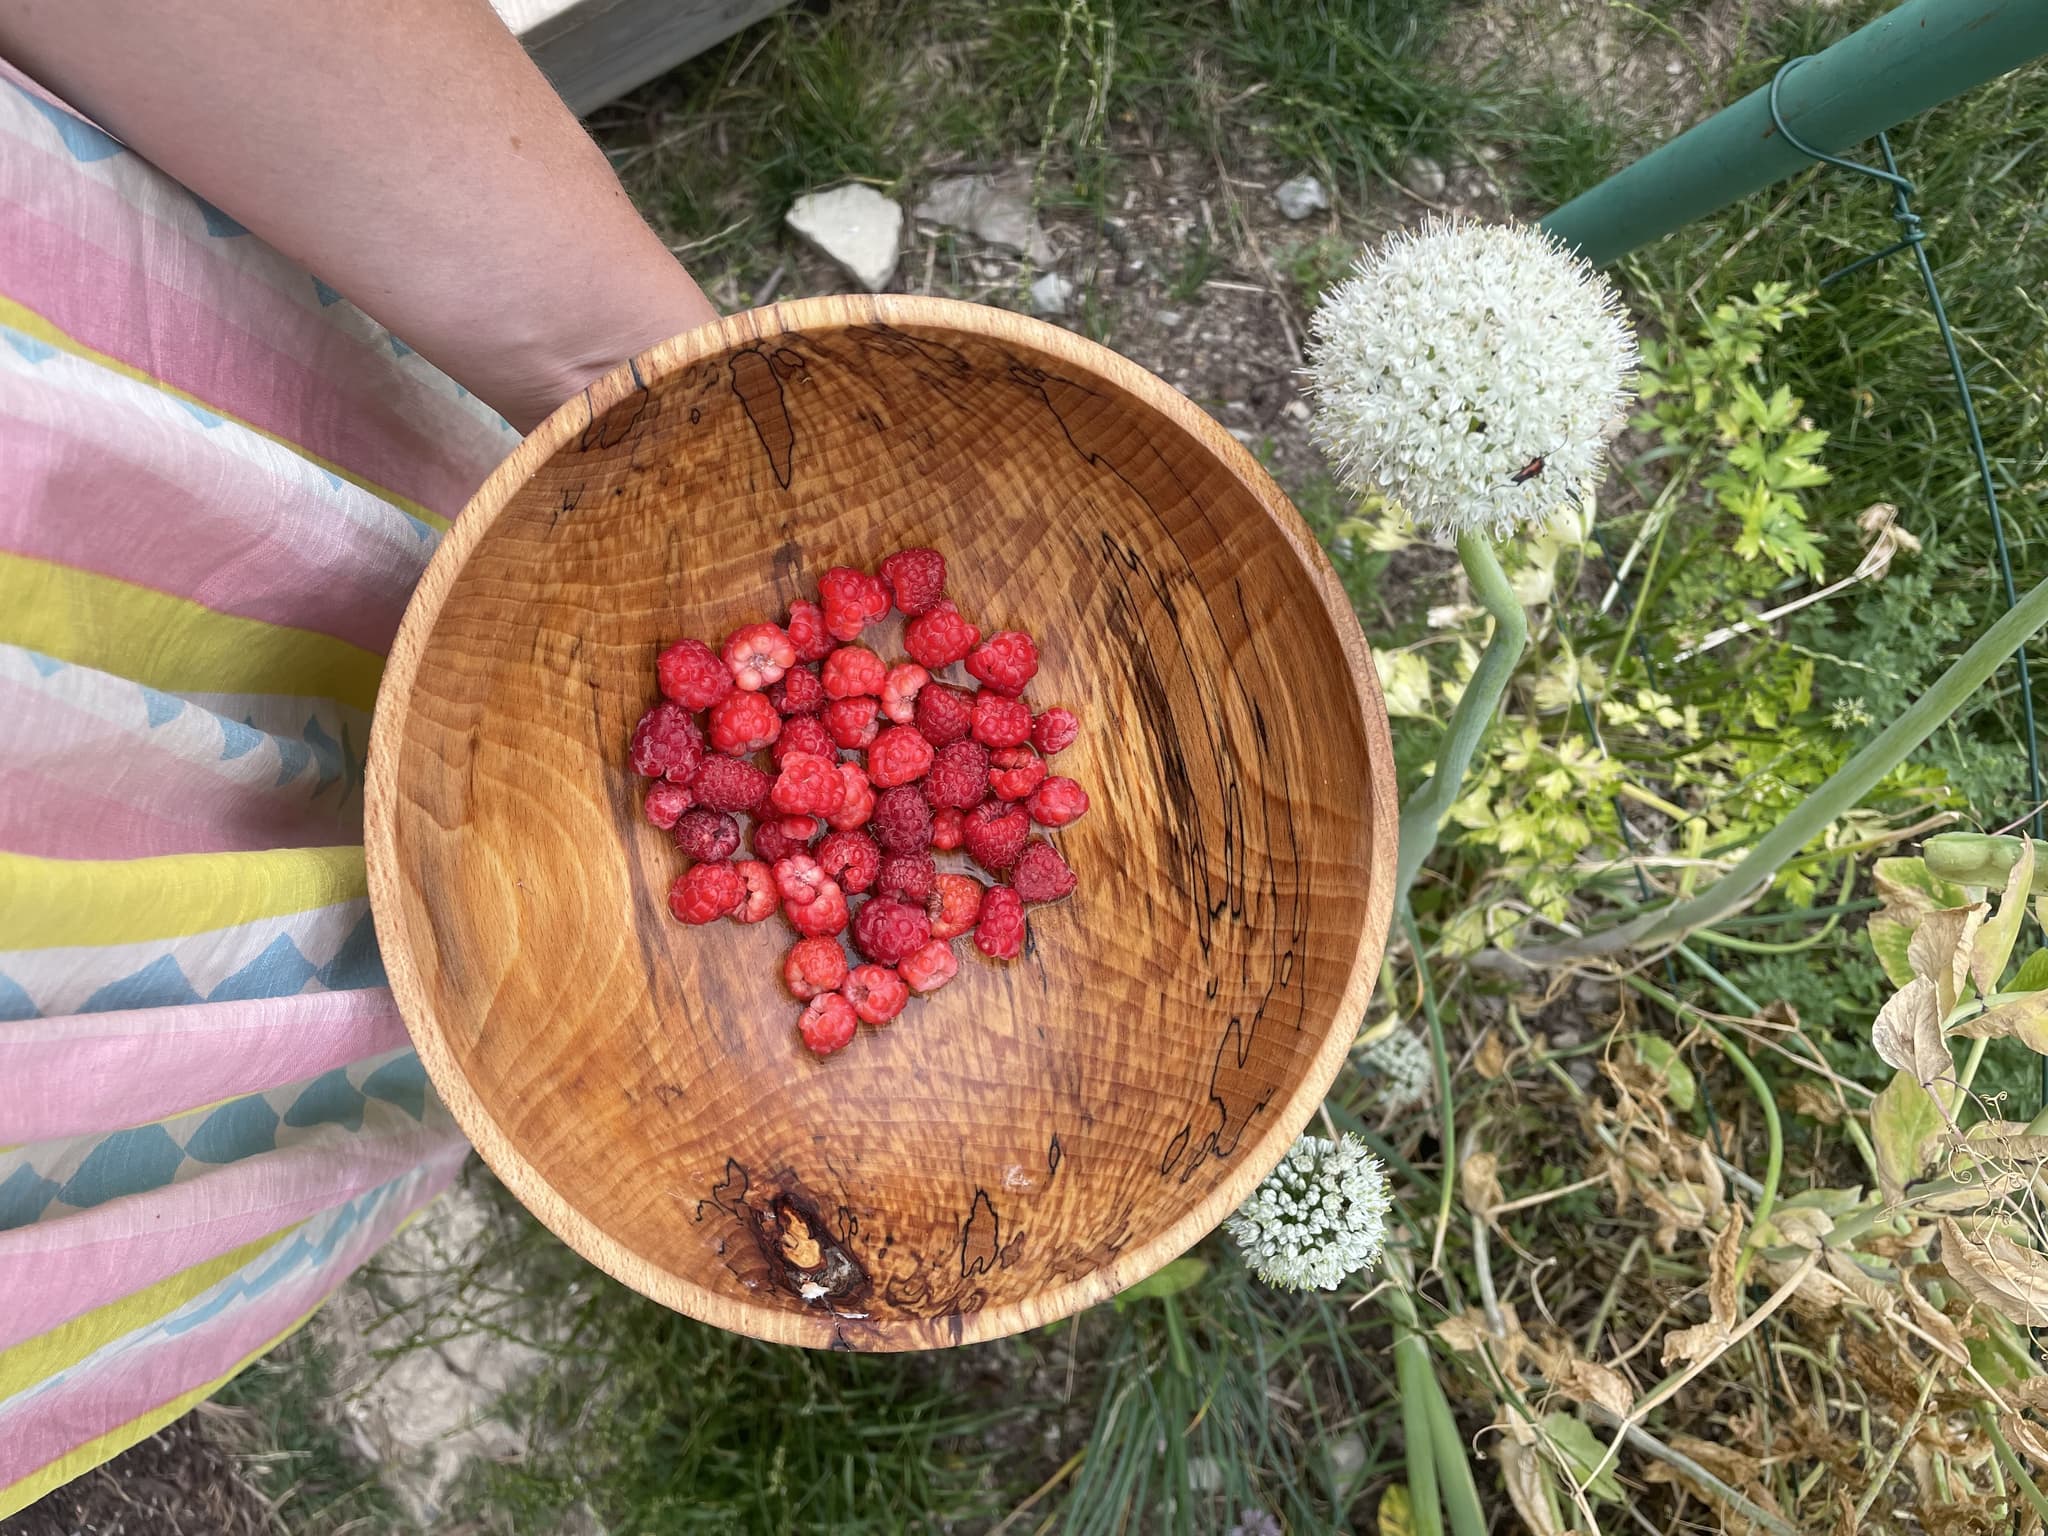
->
365;295;1397;1351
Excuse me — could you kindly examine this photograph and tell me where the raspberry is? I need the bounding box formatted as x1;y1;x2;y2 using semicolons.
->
777;815;822;842
880;662;930;724
852;897;931;966
922;740;990;809
869;786;932;854
825;761;874;831
822;645;887;700
819;567;890;641
975;885;1027;960
878;547;948;616
690;756;768;813
965;630;1039;696
785;936;850;1000
1032;707;1080;756
785;599;836;663
773;714;837;766
929;807;965;851
843;963;909;1025
773;852;827;907
822;697;881;751
926;874;985;940
768;666;826;716
751;816;808;864
708;690;780;754
987;746;1046;801
669;862;743;925
904;601;980;670
875;851;936;905
914;683;974;746
770;751;846;816
798;992;859;1056
817;829;881;894
963;799;1030;875
971;691;1033;749
656;638;733;710
733;859;779;923
644;779;694;829
868;725;935;788
722;622;796;691
673;808;740;862
1028;776;1090;828
1011;839;1077;903
900;939;959;994
788;879;849;937
629;701;705;783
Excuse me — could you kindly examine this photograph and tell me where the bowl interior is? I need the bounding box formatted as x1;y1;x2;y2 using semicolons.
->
368;296;1394;1349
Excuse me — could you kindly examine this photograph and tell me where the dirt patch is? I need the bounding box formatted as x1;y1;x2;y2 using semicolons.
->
0;1413;271;1536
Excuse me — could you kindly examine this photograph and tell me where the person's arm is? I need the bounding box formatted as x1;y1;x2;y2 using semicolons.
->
0;0;719;431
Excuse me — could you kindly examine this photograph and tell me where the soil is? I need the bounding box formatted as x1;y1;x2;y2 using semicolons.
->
0;1413;272;1536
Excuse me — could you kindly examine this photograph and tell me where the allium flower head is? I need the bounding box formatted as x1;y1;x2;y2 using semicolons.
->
1359;1026;1433;1113
1306;216;1636;541
1226;1133;1392;1291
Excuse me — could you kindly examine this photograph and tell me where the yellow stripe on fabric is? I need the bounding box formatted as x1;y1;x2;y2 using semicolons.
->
0;553;384;712
0;846;366;949
0;295;452;531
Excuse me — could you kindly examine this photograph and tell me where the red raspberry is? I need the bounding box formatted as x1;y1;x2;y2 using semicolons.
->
823;697;881;751
773;714;837;767
733;859;779;923
900;940;959;994
770;751;846;817
987;746;1046;801
843;963;909;1025
751;816;807;864
773;852;827;907
1028;776;1090;828
708;690;780;754
798;992;859;1056
1011;839;1077;903
875;851;936;905
788;880;849;937
878;547;948;616
1032;707;1080;756
722;622;796;691
629;701;705;783
768;666;826;716
904;601;980;670
975;885;1027;960
825;761;874;831
914;683;975;746
777;815;822;842
870;786;932;854
923;740;990;809
929;806;965;851
656;638;733;710
868;725;935;788
880;662;930;724
690;756;768;813
644;779;694;829
852;897;932;966
819;567;891;641
670;862;743;925
822;645;887;700
817;829;881;895
963;799;1030;875
785;936;849;1000
785;599;836;663
965;630;1039;696
673;808;740;862
926;874;985;940
971;691;1033;749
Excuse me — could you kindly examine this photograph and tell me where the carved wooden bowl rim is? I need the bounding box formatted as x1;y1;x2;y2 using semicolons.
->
365;293;1398;1348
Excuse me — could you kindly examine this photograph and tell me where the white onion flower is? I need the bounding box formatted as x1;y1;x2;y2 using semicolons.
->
1306;217;1637;542
1359;1026;1433;1113
1226;1133;1392;1291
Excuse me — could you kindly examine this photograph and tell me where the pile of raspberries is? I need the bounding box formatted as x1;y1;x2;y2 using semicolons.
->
626;548;1089;1058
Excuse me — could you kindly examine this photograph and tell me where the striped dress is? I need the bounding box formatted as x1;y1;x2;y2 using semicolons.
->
0;58;493;1515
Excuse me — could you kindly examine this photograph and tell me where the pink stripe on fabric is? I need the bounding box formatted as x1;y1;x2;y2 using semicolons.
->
0;1151;463;1489
0;992;409;1143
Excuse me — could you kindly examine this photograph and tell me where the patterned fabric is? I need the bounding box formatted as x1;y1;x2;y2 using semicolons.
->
0;57;505;1515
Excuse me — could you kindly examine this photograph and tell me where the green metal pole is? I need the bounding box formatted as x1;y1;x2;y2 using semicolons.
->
1540;0;2048;267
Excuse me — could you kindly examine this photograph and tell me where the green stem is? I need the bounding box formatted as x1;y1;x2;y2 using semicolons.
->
1422;1361;1488;1536
1984;1408;2048;1525
1394;533;1528;907
1699;1021;1781;1285
1387;1292;1446;1536
1404;908;1458;1272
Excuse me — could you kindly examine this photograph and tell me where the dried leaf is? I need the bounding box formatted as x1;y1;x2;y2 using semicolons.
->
1473;1027;1508;1080
1872;975;1949;1093
1974;838;2036;996
1901;1283;1970;1364
1375;1483;1416;1536
1631;1035;1697;1111
1820;1249;1896;1312
2005;1412;2048;1474
1872;1068;1947;1204
1461;1150;1503;1217
1536;1340;1635;1417
1910;904;1985;1018
1787;1082;1843;1125
1950;988;2048;1053
1434;1309;1492;1355
1496;1437;1567;1536
1869;857;1972;986
1938;1217;2048;1327
1663;1212;1743;1367
1771;1206;1834;1250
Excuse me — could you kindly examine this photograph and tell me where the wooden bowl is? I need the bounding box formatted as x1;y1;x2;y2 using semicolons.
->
366;295;1396;1350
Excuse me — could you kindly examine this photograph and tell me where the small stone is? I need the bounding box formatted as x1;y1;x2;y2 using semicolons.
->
1282;399;1311;424
1155;309;1183;328
786;184;902;292
1028;272;1075;316
1273;173;1328;221
1400;154;1447;201
912;171;1055;264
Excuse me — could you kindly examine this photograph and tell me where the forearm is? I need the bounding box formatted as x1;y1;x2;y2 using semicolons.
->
0;0;718;430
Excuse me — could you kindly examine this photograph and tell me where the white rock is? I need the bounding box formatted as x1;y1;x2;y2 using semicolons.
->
913;171;1055;264
1400;154;1447;201
1273;173;1329;221
1029;272;1075;316
787;184;901;292
1155;309;1183;328
1283;399;1311;424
